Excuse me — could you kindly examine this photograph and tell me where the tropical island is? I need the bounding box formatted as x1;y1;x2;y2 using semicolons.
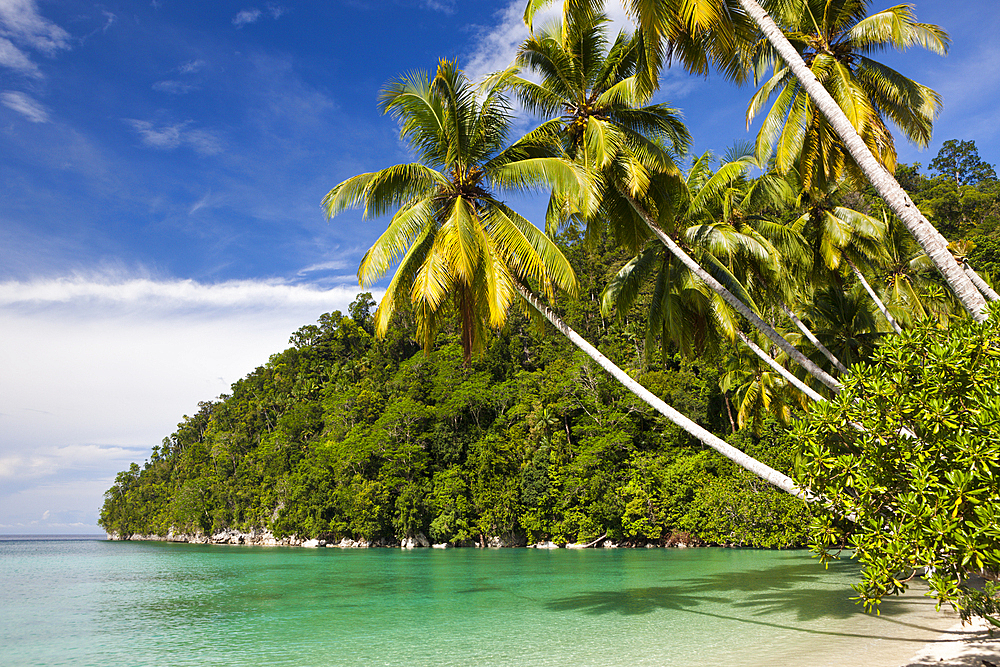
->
101;0;1000;623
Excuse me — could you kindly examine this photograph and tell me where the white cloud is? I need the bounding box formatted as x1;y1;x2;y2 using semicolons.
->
124;119;223;155
100;10;116;32
1;89;48;122
423;0;455;14
184;128;223;155
0;275;381;530
0;444;145;480
0;275;369;310
0;0;71;55
297;259;352;275
178;59;205;74
0;34;37;75
233;8;262;27
188;189;221;214
233;5;285;27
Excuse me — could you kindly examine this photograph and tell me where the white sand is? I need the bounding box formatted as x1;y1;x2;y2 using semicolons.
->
900;618;1000;666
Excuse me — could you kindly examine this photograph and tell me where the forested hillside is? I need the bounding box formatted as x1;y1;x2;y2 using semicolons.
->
99;233;807;548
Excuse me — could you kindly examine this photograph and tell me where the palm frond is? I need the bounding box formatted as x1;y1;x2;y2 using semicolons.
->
601;245;661;317
358;196;436;287
848;5;949;56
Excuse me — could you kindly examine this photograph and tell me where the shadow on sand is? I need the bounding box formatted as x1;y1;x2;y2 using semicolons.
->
542;557;968;643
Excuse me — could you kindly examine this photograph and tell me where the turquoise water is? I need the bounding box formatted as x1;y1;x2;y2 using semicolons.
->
0;538;960;666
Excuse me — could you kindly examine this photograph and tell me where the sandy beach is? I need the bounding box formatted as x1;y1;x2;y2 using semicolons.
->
900;618;1000;666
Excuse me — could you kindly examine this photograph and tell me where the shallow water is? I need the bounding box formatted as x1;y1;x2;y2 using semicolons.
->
0;538;961;666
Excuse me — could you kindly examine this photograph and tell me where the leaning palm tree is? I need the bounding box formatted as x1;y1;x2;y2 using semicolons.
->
603;151;836;402
792;182;904;333
805;283;882;368
747;0;946;193
527;0;988;320
487;10;691;251
500;8;843;392
720;342;796;432
322;59;585;363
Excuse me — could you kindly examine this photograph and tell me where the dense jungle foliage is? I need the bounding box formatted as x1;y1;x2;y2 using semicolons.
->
99;233;808;548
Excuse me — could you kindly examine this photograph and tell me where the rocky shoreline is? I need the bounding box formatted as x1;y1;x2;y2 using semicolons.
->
105;529;704;549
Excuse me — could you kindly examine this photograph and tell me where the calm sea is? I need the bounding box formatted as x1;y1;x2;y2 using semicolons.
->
0;537;961;666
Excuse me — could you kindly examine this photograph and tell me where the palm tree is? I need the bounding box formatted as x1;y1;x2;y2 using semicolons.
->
543;0;989;321
484;13;817;497
322;59;586;363
792;183;903;333
747;0;946;193
487;10;691;251
602;150;780;356
805;284;882;368
501;8;843;393
720;338;796;432
603;151;835;403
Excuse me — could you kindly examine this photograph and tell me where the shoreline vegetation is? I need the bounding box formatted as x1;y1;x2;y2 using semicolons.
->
103;528;707;549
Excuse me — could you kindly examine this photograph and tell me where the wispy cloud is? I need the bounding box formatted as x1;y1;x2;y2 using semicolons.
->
0;0;71;54
0;444;142;480
1;89;48;122
423;0;455;14
233;8;262;27
297;259;352;275
99;10;116;32
463;0;632;85
178;59;205;74
0;35;38;75
153;59;206;94
0;0;70;77
233;4;286;27
188;189;224;215
0;275;369;311
81;9;116;42
124;119;223;155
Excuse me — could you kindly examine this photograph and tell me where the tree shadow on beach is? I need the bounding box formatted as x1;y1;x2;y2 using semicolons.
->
542;557;958;641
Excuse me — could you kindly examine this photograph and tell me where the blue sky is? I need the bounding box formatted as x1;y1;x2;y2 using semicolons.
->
1;0;997;534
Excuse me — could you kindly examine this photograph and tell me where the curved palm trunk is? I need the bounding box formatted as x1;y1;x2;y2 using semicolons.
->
623;192;843;393
515;282;809;500
964;264;1000;302
738;0;988;322
736;332;917;444
780;302;850;375
736;331;825;403
845;258;903;334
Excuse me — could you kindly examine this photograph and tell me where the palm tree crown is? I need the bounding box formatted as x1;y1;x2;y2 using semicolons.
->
747;0;948;190
489;9;691;250
323;59;588;362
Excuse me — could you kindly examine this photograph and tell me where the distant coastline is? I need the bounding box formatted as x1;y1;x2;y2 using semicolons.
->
105;529;709;549
0;534;107;540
